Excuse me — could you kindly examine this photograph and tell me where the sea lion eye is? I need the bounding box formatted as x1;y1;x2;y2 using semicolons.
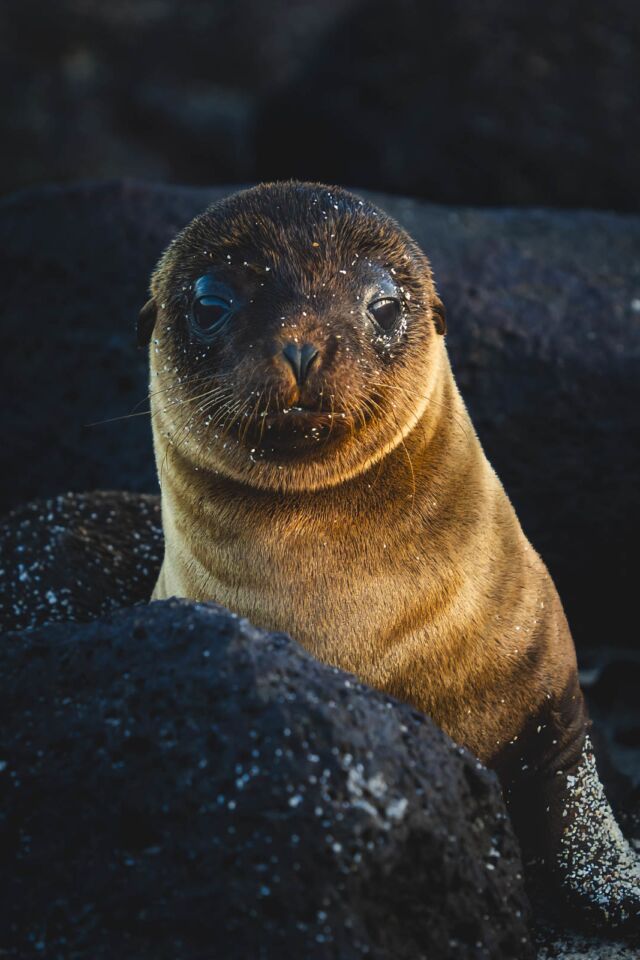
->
192;296;232;333
191;275;235;336
368;297;401;333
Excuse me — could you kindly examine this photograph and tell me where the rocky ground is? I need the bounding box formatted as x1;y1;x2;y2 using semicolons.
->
0;181;638;956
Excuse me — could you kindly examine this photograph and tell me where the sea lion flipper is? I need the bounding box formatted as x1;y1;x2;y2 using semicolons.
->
549;735;640;930
509;728;640;931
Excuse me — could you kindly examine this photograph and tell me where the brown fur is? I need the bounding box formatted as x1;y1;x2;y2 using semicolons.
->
144;181;586;772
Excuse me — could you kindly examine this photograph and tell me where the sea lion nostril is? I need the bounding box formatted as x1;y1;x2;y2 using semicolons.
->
282;342;319;385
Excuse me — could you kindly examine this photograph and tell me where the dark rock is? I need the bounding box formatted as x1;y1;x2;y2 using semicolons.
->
0;600;533;959
1;1;639;211
0;490;162;632
0;0;356;193
258;0;640;212
1;181;639;654
0;181;226;511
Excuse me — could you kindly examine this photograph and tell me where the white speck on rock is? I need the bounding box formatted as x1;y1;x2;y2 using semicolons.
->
386;797;408;821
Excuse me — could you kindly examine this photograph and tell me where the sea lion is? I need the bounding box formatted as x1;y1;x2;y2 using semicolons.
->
140;181;639;930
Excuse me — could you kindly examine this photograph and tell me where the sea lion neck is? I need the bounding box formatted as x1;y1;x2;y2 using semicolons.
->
158;350;468;525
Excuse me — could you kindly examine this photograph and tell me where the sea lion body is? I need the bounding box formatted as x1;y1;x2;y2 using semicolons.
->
144;182;638;929
152;351;580;770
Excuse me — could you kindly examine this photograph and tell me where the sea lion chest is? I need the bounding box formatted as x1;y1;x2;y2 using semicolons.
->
161;485;436;678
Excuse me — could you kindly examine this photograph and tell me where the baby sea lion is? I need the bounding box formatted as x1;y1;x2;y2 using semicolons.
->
140;181;639;930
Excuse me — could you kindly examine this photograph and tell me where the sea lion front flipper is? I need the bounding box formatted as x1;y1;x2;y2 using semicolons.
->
543;734;640;930
505;715;640;932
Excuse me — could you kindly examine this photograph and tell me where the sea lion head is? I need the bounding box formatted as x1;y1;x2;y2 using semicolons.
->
142;182;446;493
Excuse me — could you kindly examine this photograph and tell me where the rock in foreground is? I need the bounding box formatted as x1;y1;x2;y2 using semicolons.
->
0;600;532;959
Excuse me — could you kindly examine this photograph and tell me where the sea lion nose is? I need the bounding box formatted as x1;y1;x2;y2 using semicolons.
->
282;342;319;385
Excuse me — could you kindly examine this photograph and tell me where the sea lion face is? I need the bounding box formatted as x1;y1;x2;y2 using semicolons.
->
144;182;445;492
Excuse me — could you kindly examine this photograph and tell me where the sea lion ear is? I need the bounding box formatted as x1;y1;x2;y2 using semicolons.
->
137;298;158;347
432;298;446;336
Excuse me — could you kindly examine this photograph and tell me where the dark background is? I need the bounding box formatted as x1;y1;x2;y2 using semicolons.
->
1;0;639;210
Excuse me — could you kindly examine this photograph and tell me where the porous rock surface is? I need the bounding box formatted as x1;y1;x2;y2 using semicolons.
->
0;600;533;960
1;181;639;652
0;490;162;631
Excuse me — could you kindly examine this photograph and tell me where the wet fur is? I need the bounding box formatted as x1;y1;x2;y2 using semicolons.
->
144;182;638;929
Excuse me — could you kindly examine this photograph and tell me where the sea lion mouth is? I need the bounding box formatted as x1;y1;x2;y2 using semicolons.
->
226;401;359;458
265;407;341;429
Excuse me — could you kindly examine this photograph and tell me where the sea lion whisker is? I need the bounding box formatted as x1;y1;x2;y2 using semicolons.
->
241;388;266;443
358;396;380;432
367;378;473;443
157;386;236;481
196;392;239;436
165;386;233;413
236;395;258;443
321;392;336;447
258;387;273;445
85;408;157;427
84;381;224;427
133;373;214;409
216;395;255;442
388;403;417;508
